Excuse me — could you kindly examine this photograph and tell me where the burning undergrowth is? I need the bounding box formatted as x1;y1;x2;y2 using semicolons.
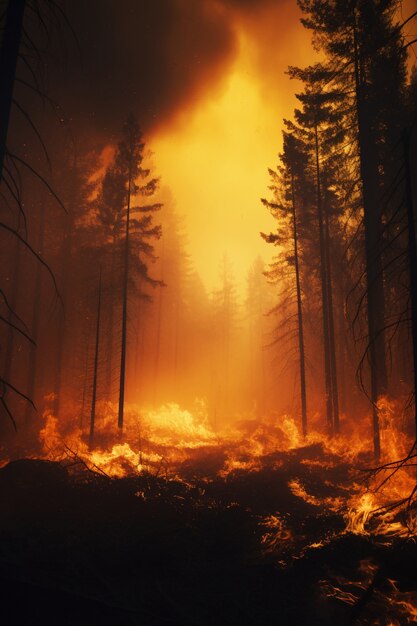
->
2;398;417;624
36;398;417;538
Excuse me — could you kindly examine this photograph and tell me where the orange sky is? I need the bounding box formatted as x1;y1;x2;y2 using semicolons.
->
150;0;416;293
151;1;313;292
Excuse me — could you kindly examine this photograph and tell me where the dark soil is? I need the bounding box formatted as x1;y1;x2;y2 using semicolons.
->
0;447;416;626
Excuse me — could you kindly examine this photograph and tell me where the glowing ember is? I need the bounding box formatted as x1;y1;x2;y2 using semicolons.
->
321;559;417;625
261;513;292;553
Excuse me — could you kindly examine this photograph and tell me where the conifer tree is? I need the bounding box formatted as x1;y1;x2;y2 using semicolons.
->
262;132;311;435
297;0;409;457
109;114;162;430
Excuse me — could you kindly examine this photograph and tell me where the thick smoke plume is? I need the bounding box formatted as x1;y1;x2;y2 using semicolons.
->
52;0;288;135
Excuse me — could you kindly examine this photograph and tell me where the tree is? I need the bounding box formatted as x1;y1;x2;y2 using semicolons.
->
0;0;26;180
111;114;162;430
262;132;310;436
89;269;102;448
94;156;130;399
0;0;70;432
297;0;410;458
281;80;343;435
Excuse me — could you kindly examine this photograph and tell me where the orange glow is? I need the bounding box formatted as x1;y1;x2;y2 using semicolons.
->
150;5;313;291
37;394;417;540
2;1;417;622
322;559;417;623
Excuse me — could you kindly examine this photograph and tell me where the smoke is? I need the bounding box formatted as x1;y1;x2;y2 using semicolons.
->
50;0;290;136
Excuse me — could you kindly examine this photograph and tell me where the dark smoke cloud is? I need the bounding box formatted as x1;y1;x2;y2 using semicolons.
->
50;0;283;137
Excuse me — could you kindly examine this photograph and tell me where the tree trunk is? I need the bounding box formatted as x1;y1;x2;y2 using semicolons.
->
25;201;45;425
291;173;308;437
353;18;386;460
403;130;417;437
314;120;334;433
3;235;22;383
53;162;77;418
105;243;116;398
89;269;102;448
0;0;25;179
117;167;132;431
324;207;340;433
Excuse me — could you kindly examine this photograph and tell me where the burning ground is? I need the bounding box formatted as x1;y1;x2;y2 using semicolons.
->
1;402;417;625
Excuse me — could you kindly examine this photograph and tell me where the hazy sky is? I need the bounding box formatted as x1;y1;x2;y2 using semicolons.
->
45;0;315;290
149;1;313;290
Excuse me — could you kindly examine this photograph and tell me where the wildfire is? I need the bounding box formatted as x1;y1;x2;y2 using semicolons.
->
36;394;417;542
346;492;376;535
39;402;218;477
9;394;417;623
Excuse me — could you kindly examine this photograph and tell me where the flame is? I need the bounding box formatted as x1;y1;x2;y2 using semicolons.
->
38;403;306;480
341;397;417;538
36;394;417;542
345;492;376;535
289;478;321;507
322;559;417;625
19;394;417;622
261;513;293;553
39;402;218;478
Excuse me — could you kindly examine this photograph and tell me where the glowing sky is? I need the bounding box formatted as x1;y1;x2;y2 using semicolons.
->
151;4;312;292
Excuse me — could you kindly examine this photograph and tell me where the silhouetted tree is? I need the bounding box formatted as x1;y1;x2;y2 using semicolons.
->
297;0;409;457
262;132;311;435
110;114;162;430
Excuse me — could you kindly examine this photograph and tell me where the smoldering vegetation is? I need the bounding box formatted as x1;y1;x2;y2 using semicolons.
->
0;446;416;626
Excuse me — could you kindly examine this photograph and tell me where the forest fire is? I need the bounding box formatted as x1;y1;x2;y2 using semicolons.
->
23;397;417;623
36;396;417;540
0;0;417;623
39;402;218;477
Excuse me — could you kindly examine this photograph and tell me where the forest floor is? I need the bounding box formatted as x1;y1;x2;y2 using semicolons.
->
1;442;417;625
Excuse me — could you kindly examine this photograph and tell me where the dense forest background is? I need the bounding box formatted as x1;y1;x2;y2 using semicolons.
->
0;0;416;468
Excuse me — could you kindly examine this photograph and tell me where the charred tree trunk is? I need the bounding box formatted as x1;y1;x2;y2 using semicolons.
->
25;201;45;425
117;165;132;431
105;242;116;398
291;173;308;437
3;235;22;383
0;0;26;179
353;18;386;460
403;129;417;437
314;120;334;434
89;270;102;448
324;207;340;433
53;160;77;418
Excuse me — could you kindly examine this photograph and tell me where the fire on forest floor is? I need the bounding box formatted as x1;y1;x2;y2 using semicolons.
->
38;396;417;538
2;396;417;624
